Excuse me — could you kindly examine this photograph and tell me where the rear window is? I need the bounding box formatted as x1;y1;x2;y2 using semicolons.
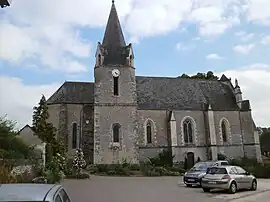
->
207;167;228;174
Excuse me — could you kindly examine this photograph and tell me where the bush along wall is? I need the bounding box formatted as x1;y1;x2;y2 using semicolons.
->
228;157;270;178
86;149;187;177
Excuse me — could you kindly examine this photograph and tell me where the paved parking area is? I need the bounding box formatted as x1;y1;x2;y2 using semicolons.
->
62;176;270;202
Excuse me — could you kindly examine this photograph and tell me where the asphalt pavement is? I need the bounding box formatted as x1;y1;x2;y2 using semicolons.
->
62;176;270;202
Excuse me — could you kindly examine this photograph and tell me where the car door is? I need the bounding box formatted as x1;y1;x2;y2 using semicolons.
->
235;166;252;189
229;167;242;188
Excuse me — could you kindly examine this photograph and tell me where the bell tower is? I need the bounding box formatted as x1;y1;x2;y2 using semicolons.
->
93;1;138;164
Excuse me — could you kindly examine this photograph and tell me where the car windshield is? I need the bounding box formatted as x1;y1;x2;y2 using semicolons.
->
207;167;228;174
190;162;213;171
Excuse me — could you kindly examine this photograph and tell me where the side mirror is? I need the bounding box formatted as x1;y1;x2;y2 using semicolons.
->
245;172;250;175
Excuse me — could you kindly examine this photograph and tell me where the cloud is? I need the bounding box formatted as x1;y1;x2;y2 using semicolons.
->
176;42;195;51
233;44;255;55
261;35;270;45
206;53;223;60
246;0;270;25
0;75;60;129
235;31;255;42
1;0;267;72
217;64;270;127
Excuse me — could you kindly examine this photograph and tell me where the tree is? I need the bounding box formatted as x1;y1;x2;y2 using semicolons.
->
179;71;219;80
32;95;63;160
260;128;270;154
0;116;33;159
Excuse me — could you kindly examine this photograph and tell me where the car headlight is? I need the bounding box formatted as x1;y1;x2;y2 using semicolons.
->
198;173;205;178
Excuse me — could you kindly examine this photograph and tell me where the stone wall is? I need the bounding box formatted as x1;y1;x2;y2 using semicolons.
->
94;64;138;164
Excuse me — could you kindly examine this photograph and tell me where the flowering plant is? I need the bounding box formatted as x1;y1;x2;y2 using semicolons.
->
55;153;67;171
10;165;34;182
72;148;86;174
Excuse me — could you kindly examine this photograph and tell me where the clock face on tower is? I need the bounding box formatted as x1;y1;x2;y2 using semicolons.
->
112;69;120;77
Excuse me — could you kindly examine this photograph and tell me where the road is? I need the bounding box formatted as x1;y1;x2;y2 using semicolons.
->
62;176;270;202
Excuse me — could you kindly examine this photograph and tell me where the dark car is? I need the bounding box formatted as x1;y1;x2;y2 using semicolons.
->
183;160;229;187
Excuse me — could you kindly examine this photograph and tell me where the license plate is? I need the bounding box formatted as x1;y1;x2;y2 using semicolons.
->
208;181;216;184
188;179;195;182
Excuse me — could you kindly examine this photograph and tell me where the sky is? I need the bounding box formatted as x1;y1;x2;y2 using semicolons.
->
0;0;270;129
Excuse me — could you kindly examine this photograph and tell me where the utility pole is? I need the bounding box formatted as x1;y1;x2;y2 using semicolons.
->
0;0;10;8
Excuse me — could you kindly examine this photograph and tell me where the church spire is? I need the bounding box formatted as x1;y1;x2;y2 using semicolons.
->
102;0;126;48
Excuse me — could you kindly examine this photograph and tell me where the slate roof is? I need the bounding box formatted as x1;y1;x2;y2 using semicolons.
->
100;1;129;65
47;81;94;104
47;76;240;111
136;76;239;110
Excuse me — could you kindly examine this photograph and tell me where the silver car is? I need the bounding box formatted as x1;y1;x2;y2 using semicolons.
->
0;183;72;202
201;165;257;194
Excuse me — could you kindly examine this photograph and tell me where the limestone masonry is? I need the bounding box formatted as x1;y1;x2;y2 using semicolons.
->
45;1;262;164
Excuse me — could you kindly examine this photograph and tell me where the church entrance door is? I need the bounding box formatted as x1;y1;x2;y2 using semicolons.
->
187;152;195;169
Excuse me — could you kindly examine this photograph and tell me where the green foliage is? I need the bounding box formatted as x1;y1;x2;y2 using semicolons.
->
86;151;186;177
65;172;90;179
148;149;174;166
0;116;34;159
217;153;227;160
44;157;64;183
32;95;64;160
260;128;270;153
227;156;270;178
0;164;17;183
179;71;219;80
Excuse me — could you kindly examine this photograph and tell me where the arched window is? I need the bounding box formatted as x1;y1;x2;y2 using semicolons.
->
183;119;193;144
113;77;119;96
113;124;120;143
72;123;78;149
146;121;152;144
221;120;228;143
98;54;101;66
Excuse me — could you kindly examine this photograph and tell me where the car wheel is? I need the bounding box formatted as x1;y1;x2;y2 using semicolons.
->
203;188;211;192
250;179;257;191
229;182;237;194
186;184;192;187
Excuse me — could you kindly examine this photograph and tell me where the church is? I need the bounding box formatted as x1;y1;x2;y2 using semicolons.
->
46;1;262;165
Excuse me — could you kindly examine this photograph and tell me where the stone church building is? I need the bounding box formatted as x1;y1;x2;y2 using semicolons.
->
46;1;262;164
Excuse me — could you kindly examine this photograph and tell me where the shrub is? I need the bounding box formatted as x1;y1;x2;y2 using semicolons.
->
0;164;17;183
32;176;47;183
45;157;64;183
217;153;226;160
148;149;174;167
10;165;34;183
66;172;90;179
